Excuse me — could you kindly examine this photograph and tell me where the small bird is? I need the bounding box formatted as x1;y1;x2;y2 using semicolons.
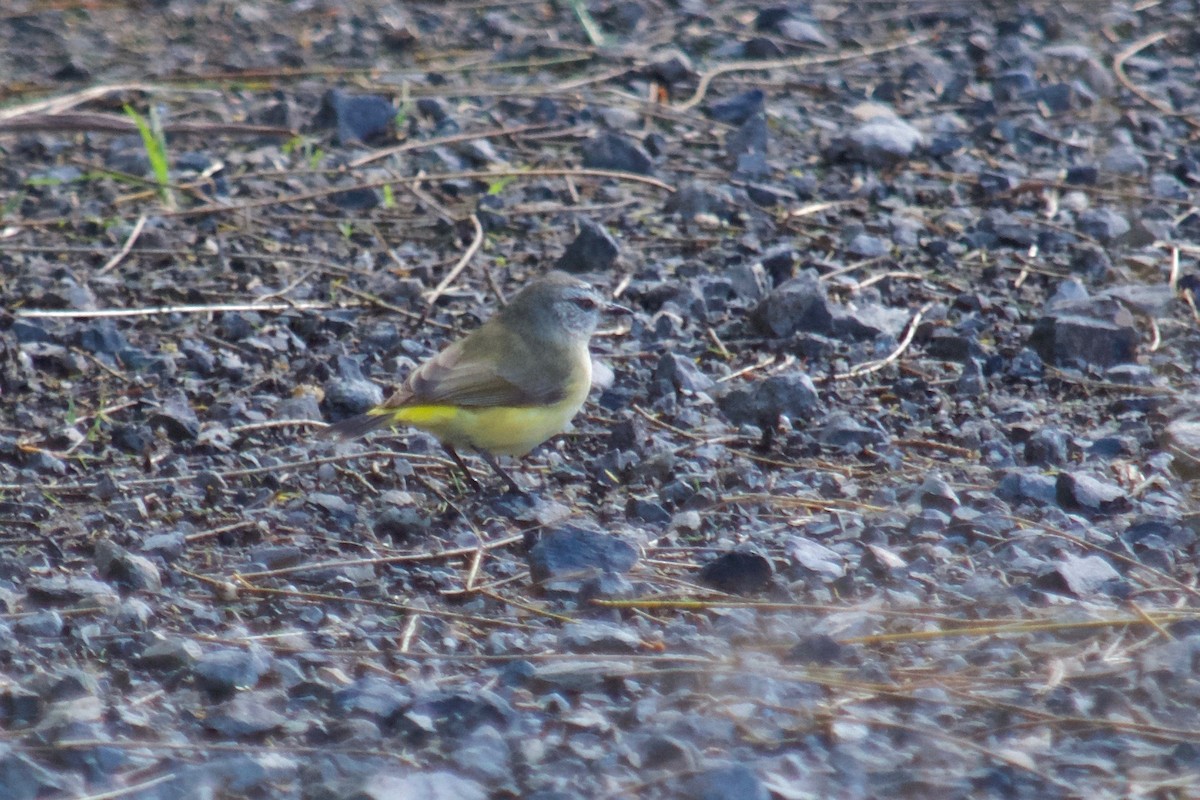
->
321;271;624;492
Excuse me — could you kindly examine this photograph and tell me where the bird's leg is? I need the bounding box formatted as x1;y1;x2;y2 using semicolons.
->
442;444;482;491
479;451;525;495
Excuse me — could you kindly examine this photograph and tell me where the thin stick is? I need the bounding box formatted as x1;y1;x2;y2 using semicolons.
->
676;26;940;111
1111;31;1198;128
235;532;526;580
833;303;931;380
420;213;484;323
350;122;558;168
96;214;147;275
170;167;675;219
68;773;176;800
14;300;328;320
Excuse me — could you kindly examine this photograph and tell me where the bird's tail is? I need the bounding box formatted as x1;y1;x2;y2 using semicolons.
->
318;409;394;441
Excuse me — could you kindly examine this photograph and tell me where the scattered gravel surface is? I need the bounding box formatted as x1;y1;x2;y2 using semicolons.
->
3;1;1200;798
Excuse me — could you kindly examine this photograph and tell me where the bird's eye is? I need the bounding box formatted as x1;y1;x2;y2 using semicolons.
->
572;296;598;311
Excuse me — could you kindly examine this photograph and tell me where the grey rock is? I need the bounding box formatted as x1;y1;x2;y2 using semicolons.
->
718;373;819;428
556;218;619;274
353;770;487;800
324;356;385;419
94;540;162;592
1040;554;1123;598
818;412;889;451
751;271;833;336
204;693;288;738
332;676;411;722
653;352;714;396
527;526;639;591
786;537;845;579
842;115;924;166
996;470;1059;505
15;611;63;637
193;647;272;696
559;620;642;654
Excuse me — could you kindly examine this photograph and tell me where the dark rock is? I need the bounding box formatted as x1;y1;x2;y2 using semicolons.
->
635;734;696;770
373;506;432;543
313;89;395;145
786;634;848;665
556;218;620;274
332;676;411;722
1065;165;1099;185
1029;298;1138;368
996;470;1058;505
581;131;654;175
148;391;200;440
628;498;671;524
751;270;833;336
94;540;161;592
1025;428;1070;466
718;373;819;428
324;356;385;419
402;690;512;738
653;352;714;396
663;183;738;223
818;412;889;451
330;186;380;210
193;647;272;697
707;89;765;125
699;548;773;594
1077;208;1131;242
527;526;638;591
78;321;128;355
1007;347;1045;379
1056;471;1129;514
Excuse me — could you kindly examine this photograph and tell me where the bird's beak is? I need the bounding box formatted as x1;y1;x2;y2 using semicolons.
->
606;301;633;315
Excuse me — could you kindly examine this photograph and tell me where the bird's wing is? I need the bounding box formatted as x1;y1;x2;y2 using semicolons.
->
385;326;567;409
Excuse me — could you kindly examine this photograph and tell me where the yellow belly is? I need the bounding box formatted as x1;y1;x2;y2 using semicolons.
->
385;400;582;455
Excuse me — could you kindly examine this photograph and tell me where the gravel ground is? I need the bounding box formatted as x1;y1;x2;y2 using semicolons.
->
3;1;1200;798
